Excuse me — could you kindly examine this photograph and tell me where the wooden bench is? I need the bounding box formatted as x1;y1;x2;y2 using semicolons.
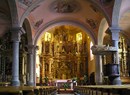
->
0;82;10;86
74;85;130;95
0;86;57;95
0;86;22;95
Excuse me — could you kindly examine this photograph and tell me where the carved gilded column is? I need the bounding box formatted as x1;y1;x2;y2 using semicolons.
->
110;27;121;85
77;56;80;77
39;56;45;83
49;58;53;78
11;27;22;86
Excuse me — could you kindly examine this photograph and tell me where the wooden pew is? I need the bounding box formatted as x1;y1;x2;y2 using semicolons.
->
0;82;10;86
39;86;57;95
0;86;22;95
0;86;57;95
20;86;35;95
74;85;130;95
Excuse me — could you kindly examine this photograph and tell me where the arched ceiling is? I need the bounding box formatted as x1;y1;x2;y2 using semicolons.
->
0;0;11;37
18;0;114;41
119;0;130;41
0;0;130;45
119;11;130;37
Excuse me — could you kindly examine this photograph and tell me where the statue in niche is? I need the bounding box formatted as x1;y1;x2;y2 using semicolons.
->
57;63;71;79
51;63;55;78
62;31;67;41
73;42;77;53
41;41;44;53
51;42;54;56
82;41;87;53
79;44;83;53
45;63;49;71
61;42;65;53
66;41;71;53
45;42;50;54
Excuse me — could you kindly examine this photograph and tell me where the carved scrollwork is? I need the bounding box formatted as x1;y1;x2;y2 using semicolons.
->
91;45;117;55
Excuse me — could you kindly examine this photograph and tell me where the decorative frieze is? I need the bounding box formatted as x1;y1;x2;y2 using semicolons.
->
91;45;117;55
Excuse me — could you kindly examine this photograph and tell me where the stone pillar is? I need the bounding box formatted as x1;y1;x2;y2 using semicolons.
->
95;55;103;85
33;46;38;86
27;45;35;86
11;27;22;86
110;27;121;85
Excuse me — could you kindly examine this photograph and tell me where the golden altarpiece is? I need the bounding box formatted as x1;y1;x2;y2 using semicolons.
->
39;26;88;83
118;36;130;77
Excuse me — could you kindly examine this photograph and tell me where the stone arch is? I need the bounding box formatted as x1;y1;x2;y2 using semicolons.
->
8;0;20;27
119;9;130;46
119;0;130;20
88;0;111;25
111;0;122;26
98;18;109;45
23;18;33;45
20;0;43;26
34;19;96;84
19;0;111;27
33;19;96;46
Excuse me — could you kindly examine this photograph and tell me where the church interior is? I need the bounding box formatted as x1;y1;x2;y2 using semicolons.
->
0;0;130;95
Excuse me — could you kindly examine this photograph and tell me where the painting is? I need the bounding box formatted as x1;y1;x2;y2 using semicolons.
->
50;0;80;13
86;18;98;29
34;19;43;29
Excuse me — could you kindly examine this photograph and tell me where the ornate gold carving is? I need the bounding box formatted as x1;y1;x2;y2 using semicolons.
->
39;25;88;81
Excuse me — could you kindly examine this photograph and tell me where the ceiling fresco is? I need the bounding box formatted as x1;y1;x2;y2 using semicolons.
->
21;0;104;38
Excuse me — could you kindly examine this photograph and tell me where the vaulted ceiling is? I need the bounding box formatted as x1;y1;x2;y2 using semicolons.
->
0;0;130;45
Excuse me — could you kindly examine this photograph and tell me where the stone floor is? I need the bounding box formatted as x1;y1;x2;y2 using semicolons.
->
57;89;74;95
57;94;74;95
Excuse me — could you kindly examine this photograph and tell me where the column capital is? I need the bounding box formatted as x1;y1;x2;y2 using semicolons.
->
27;45;39;54
109;27;121;41
10;27;24;42
109;27;121;33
